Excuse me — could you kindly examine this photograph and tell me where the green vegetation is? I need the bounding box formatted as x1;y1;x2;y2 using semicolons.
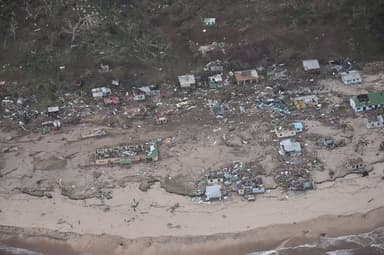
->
0;0;383;109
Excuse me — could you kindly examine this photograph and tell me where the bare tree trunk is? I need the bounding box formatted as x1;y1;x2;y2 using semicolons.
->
62;14;96;43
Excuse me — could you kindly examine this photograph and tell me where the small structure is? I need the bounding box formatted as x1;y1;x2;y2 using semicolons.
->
203;18;216;26
293;95;319;110
279;139;302;155
366;115;384;129
341;70;362;85
302;59;320;72
47;106;59;115
92;87;111;98
346;158;365;171
234;69;259;85
205;184;222;201
208;74;224;89
104;96;120;105
349;92;384;112
178;74;196;88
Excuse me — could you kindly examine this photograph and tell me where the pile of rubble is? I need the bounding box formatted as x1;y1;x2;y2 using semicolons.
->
95;140;159;165
274;168;313;191
200;162;265;201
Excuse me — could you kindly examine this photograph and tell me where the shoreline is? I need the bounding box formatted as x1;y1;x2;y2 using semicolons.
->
1;207;384;255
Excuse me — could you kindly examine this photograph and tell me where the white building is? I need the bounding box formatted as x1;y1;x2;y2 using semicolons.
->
341;70;362;85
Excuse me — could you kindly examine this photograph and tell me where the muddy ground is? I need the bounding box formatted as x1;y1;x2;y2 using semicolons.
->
1;69;384;203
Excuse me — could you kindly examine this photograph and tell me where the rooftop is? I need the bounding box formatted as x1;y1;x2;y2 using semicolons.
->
351;91;384;108
302;59;320;71
205;184;222;200
341;70;362;80
178;74;196;88
234;69;259;81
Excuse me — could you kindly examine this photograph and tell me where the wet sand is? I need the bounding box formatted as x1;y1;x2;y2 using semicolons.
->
0;207;383;255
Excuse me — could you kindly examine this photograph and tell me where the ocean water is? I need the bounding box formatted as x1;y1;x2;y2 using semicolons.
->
247;227;384;255
0;227;384;255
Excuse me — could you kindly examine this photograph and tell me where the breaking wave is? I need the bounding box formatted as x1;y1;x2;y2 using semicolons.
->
247;227;384;255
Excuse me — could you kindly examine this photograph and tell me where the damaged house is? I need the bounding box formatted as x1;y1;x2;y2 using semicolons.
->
350;92;384;112
341;70;362;85
208;74;224;89
302;59;320;73
274;122;304;138
178;74;196;88
345;158;365;172
92;87;111;98
133;85;161;101
234;69;259;85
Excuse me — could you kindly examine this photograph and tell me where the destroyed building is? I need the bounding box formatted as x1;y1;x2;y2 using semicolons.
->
132;85;160;101
317;137;336;149
275;169;313;191
203;162;265;200
345;158;365;172
104;96;120;105
293;95;319;110
95;141;159;165
274;122;304;138
274;127;296;138
204;60;224;72
279;139;302;155
366;115;384;128
258;100;291;115
81;128;106;139
349;92;384;112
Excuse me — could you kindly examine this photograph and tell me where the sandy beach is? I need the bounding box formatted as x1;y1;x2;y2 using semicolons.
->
1;207;384;255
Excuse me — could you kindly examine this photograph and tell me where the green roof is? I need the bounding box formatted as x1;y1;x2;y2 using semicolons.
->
351;91;384;108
